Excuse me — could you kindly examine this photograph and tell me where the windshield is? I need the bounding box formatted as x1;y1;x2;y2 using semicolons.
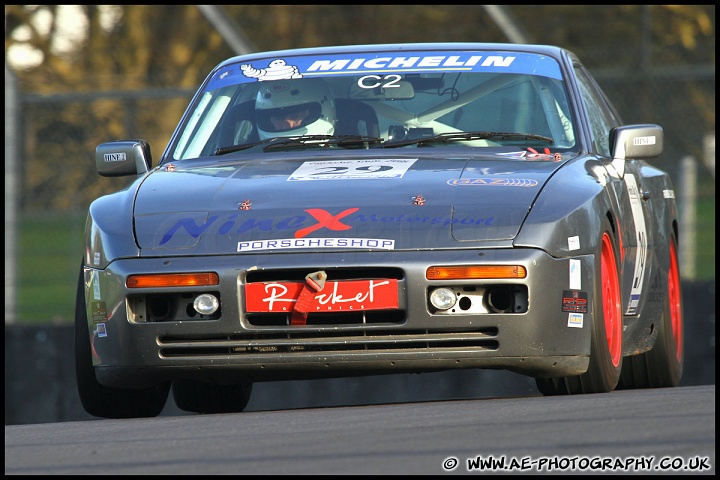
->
169;50;577;160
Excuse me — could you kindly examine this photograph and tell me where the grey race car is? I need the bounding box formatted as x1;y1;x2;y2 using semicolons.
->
76;43;684;418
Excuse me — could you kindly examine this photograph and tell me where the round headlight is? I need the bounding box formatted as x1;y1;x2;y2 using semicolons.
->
430;287;457;310
193;293;219;315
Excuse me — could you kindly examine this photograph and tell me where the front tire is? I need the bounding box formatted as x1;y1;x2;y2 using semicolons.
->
74;264;170;419
536;217;623;395
618;235;684;388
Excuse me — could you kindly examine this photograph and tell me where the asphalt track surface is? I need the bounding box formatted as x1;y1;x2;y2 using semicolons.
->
5;384;715;475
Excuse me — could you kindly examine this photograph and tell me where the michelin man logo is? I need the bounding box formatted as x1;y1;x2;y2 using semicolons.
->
241;59;302;81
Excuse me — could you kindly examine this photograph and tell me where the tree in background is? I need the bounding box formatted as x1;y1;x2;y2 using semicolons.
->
4;5;715;207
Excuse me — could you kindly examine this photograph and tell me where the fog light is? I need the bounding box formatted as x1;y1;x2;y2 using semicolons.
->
430;287;457;310
193;294;219;315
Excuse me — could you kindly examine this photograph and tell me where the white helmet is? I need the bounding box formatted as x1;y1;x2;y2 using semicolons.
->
255;78;336;140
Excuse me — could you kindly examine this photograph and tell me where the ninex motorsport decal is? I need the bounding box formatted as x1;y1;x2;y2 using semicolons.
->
157;207;498;251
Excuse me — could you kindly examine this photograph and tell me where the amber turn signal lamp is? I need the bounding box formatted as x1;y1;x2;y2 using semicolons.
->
126;272;219;288
426;265;526;280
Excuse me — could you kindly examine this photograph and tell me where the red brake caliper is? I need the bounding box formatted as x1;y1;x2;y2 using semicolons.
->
290;271;327;326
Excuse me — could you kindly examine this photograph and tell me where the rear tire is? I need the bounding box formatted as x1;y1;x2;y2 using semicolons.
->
75;264;170;419
618;235;684;388
172;379;253;414
536;217;623;395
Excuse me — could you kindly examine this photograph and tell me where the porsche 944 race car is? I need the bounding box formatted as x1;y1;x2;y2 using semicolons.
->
76;42;684;418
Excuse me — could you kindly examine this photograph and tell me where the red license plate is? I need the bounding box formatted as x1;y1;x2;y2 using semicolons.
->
245;279;398;313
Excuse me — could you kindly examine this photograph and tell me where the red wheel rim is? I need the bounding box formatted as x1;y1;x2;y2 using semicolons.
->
600;232;622;366
668;241;683;361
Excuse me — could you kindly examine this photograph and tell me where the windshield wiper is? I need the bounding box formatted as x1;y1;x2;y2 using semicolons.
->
262;135;383;151
382;131;554;148
214;135;382;155
214;138;277;155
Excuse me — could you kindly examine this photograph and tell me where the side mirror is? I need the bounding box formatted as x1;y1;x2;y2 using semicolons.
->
609;124;663;176
95;139;152;177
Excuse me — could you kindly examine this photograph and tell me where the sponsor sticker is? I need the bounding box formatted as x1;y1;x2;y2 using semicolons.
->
447;178;538;187
562;290;588;313
96;323;107;337
93;274;101;300
245;279;398;312
628;294;641;312
103;152;126;162
208;51;563;91
569;259;581;290
91;301;108;323
568;236;580;251
238;237;395;252
567;313;583;328
624;174;648;315
633;136;656;146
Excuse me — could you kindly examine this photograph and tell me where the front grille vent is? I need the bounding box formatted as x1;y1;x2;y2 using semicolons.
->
159;328;499;357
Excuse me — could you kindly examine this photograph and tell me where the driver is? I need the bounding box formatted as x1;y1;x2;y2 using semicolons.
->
255;78;337;140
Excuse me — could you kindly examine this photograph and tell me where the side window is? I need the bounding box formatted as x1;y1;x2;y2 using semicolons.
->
574;65;620;157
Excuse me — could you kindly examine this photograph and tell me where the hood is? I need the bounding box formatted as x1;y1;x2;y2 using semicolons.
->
134;151;571;254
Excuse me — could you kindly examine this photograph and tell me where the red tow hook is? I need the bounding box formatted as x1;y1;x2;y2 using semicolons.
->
290;271;327;326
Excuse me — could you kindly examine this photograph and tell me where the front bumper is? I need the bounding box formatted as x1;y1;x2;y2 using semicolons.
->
83;247;596;388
